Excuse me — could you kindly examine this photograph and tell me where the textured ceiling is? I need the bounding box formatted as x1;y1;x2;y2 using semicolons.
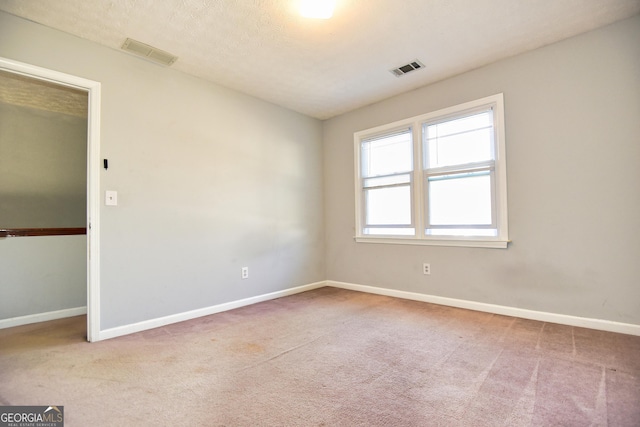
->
1;0;639;119
0;69;87;118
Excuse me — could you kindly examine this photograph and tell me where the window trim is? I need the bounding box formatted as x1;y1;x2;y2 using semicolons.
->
358;126;416;235
354;94;509;249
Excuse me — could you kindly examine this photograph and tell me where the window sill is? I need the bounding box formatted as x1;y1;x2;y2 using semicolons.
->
354;236;509;249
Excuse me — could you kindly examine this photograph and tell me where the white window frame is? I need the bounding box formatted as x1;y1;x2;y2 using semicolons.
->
354;94;509;249
359;126;415;236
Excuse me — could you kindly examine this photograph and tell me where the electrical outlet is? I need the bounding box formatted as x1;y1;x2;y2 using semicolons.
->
241;267;249;279
423;263;431;275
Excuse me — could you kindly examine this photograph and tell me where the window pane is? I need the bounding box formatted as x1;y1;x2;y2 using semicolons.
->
366;185;411;225
364;227;415;236
428;173;492;226
362;130;412;177
428;111;492;138
425;111;493;168
427;228;497;237
363;173;410;188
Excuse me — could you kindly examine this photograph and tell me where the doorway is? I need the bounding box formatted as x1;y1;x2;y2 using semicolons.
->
0;57;101;341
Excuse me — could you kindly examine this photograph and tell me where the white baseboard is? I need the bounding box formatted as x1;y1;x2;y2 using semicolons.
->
327;280;640;336
6;282;638;339
98;281;327;341
0;306;87;330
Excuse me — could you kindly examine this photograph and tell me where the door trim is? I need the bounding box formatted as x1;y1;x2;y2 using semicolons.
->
0;57;101;342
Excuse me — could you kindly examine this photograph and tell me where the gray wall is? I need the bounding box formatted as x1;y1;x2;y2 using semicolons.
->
0;101;87;320
0;102;87;228
0;11;325;329
2;10;638;331
0;235;86;318
323;15;640;325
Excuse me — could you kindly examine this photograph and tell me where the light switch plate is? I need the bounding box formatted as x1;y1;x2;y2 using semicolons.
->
105;190;118;206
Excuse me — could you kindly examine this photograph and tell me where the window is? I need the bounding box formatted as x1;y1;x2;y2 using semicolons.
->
360;128;414;236
354;94;508;248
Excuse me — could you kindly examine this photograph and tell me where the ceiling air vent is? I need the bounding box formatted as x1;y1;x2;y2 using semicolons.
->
121;38;178;66
390;60;425;77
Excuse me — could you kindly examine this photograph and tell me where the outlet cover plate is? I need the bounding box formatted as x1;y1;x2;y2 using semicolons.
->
423;263;431;275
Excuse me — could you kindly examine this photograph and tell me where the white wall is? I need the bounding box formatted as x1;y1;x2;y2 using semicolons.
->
323;15;640;325
0;12;325;330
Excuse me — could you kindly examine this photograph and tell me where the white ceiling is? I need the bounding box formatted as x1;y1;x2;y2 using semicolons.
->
1;0;639;119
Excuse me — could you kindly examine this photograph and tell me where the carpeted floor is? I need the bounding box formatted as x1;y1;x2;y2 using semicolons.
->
1;287;639;426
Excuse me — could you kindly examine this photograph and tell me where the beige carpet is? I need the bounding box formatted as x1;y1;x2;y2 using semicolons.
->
1;287;639;426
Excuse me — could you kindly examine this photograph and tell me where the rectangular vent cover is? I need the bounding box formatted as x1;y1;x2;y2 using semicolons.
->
390;60;425;77
121;38;178;66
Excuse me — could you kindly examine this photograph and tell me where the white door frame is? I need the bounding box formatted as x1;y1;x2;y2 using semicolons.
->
0;57;101;342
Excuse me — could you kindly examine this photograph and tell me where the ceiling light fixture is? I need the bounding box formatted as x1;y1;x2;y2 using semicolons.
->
300;0;335;19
